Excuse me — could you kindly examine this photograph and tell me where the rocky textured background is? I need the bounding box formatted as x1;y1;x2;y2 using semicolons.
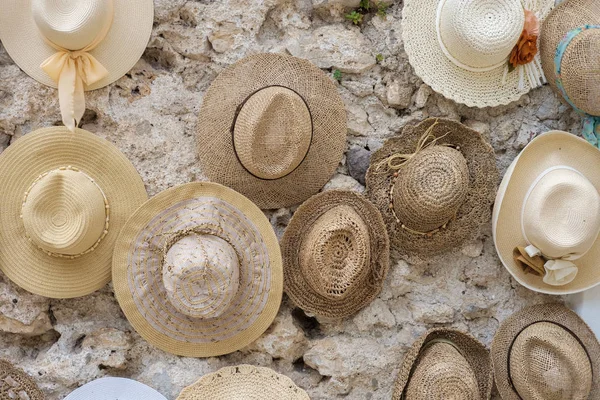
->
0;0;581;399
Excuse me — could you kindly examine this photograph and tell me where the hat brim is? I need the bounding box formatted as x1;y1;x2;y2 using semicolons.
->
493;131;600;294
0;0;154;90
0;360;44;400
0;127;148;298
491;303;600;400
65;378;166;400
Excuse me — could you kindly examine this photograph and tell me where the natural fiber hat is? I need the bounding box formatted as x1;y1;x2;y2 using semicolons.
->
196;53;347;209
0;127;147;299
177;365;309;400
0;360;44;400
112;182;283;357
0;0;153;131
64;377;166;400
392;328;493;400
540;0;600;148
402;0;554;107
492;303;600;400
366;118;498;258
493;131;600;294
281;190;389;319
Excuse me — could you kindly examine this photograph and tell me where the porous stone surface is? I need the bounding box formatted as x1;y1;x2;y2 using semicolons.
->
0;1;582;399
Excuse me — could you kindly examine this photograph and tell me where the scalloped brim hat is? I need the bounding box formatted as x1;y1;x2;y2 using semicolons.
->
402;0;554;107
0;127;147;299
0;360;44;400
196;53;347;209
177;365;310;400
113;182;283;357
64;377;166;400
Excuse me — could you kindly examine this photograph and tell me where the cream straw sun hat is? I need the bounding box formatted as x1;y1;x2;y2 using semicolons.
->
402;0;555;107
0;127;147;299
0;360;44;400
196;53;347;209
65;377;167;400
493;130;600;294
0;0;153;131
113;182;283;357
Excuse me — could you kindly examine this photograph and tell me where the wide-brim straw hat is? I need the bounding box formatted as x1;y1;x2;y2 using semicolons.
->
113;182;283;357
196;53;347;209
492;303;600;400
281;190;389;319
392;328;493;400
366;118;498;258
64;377;166;400
493;131;600;294
402;0;554;107
0;127;147;298
177;365;310;400
0;359;44;400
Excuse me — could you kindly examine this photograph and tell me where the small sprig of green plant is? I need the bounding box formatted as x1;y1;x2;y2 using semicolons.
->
345;1;390;26
377;2;390;18
333;69;342;82
345;11;363;25
376;53;384;63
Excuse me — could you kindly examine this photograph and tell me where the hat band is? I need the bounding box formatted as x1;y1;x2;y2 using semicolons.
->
554;25;600;148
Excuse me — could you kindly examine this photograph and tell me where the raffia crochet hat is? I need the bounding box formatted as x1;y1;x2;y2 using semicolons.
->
392;328;493;400
281;190;389;319
176;365;309;400
196;53;347;209
64;377;166;400
402;0;554;107
0;127;147;299
493;131;600;294
0;360;44;400
113;182;283;357
492;303;600;400
540;0;600;148
0;0;153;131
366;118;498;258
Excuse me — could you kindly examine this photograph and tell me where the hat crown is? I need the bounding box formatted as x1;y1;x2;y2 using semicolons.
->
31;0;113;51
438;0;525;69
22;168;107;256
233;86;312;180
163;234;240;319
393;146;469;233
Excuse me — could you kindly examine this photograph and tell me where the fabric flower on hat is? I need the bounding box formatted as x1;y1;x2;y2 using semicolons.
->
509;10;540;69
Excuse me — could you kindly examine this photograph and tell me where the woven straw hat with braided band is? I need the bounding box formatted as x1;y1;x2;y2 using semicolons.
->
0;360;44;400
281;190;389;319
0;127;147;299
177;365;309;400
492;303;600;400
113;182;283;357
65;377;166;400
402;0;554;107
392;328;493;400
197;53;347;209
366;118;498;258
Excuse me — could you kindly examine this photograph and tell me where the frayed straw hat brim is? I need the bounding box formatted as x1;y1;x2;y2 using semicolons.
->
65;377;166;400
0;360;44;400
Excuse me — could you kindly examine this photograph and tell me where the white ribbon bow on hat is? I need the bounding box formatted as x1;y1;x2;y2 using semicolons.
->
524;245;578;286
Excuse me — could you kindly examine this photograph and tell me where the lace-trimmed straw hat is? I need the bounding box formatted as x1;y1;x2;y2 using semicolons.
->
366;118;498;258
112;182;283;357
402;0;554;107
281;190;389;319
0;0;153;131
196;53;347;209
65;377;166;400
0;360;44;400
0;127;147;299
491;303;600;400
177;365;309;400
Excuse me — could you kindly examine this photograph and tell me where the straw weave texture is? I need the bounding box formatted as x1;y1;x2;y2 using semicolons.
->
0;360;44;400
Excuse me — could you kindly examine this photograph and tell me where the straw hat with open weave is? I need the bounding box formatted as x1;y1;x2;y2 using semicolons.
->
281;190;389;319
113;182;283;357
0;360;44;400
392;328;493;400
177;365;309;400
492;303;600;400
196;53;347;209
65;377;167;400
366;118;498;258
0;127;147;299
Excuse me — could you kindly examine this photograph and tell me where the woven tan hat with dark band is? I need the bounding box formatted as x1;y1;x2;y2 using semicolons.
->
0;360;44;400
392;328;493;400
492;303;600;400
281;190;389;319
0;127;147;299
366;118;498;258
197;53;347;209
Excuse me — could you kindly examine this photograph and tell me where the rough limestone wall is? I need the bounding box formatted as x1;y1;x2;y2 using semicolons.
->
0;1;579;399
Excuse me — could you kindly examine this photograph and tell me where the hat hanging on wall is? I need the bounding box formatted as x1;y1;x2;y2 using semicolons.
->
196;53;347;209
0;0;154;131
493;130;600;294
64;377;167;400
0;127;148;299
0;360;45;400
112;182;283;357
402;0;555;107
540;0;600;148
